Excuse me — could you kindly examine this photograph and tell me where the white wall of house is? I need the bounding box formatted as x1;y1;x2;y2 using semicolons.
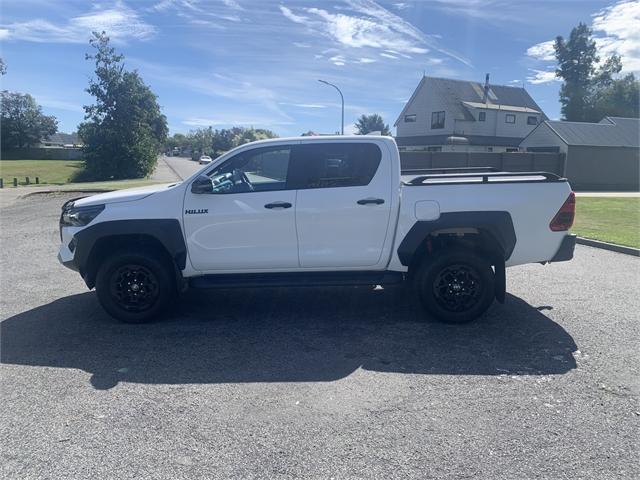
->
396;80;457;137
396;78;541;143
454;108;541;138
520;123;568;154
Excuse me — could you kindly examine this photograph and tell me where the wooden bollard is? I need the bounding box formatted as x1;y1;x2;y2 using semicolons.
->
36;177;40;184
0;178;3;189
26;176;30;185
13;178;18;187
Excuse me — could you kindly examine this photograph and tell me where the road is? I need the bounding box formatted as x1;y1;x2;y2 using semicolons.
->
1;193;639;479
162;155;203;180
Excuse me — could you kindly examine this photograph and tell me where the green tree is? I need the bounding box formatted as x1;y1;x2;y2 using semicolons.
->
354;114;391;135
554;23;598;121
554;23;639;121
0;58;6;76
166;133;188;150
78;32;168;180
1;91;57;150
590;73;640;120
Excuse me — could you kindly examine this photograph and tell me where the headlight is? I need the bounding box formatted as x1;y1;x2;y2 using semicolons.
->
60;203;105;227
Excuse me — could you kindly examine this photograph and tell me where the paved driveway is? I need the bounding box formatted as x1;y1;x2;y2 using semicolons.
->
1;193;638;479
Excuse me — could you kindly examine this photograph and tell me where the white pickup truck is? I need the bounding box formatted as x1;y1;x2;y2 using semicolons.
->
58;136;576;324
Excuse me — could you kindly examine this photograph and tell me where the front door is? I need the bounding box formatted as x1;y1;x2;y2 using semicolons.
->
183;145;299;272
291;142;393;268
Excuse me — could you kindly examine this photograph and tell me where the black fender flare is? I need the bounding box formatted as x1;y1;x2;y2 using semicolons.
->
71;219;187;288
397;211;516;266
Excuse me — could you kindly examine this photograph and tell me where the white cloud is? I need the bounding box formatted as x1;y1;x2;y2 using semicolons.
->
279;0;471;66
329;54;346;66
358;57;376;63
1;2;155;44
279;6;310;25
183;117;293;126
592;0;640;72
527;40;555;61
279;103;327;109
221;0;243;10
527;69;559;85
526;1;640;76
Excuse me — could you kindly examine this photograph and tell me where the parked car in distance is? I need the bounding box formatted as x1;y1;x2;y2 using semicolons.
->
199;155;212;165
58;136;576;324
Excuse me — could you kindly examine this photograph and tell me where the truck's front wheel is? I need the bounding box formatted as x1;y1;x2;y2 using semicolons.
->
415;248;495;324
95;250;174;323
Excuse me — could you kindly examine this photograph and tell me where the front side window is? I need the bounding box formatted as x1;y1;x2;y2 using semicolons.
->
478;111;486;122
290;143;382;189
404;114;416;123
505;114;516;124
207;146;291;193
431;111;445;129
527;116;538;125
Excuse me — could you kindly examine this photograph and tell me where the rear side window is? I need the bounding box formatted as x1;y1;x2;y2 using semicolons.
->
290;143;382;189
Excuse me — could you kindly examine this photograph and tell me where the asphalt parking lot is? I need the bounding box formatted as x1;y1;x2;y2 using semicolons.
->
1;192;638;479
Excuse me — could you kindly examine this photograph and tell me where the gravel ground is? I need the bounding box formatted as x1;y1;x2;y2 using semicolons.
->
1;192;638;479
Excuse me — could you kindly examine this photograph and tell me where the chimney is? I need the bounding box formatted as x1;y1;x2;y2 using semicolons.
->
483;73;490;103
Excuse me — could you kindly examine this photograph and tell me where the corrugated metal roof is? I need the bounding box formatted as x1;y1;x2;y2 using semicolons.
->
395;76;546;126
546;118;639;147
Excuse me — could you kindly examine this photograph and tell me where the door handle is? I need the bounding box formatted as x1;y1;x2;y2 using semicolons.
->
264;201;292;209
357;198;385;205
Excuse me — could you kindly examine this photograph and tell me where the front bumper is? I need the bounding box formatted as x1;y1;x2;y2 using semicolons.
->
550;234;577;262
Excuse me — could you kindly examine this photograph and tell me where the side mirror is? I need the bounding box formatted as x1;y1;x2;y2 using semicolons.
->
191;175;213;194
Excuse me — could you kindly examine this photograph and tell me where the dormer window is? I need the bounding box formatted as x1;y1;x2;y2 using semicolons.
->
527;116;538;125
404;114;416;123
505;114;516;124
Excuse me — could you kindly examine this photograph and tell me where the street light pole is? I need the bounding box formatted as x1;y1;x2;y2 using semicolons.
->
318;79;344;135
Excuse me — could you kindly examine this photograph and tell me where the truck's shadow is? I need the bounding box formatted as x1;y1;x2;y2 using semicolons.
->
1;287;577;389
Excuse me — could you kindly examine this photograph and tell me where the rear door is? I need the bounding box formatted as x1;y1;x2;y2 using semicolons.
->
290;141;393;268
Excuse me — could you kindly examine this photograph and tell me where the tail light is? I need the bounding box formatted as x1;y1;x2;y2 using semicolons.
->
549;192;576;231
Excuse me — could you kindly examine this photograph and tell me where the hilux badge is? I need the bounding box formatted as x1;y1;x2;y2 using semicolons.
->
185;209;208;214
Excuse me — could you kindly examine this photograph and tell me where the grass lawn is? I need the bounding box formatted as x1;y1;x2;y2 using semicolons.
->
573;197;640;248
0;160;167;191
0;160;84;185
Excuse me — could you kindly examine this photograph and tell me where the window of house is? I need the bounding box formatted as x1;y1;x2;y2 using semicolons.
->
506;148;519;152
208;146;291;193
427;146;442;152
527;116;538;125
404;114;416;123
289;143;382;189
431;111;445;129
505;114;516;124
487;147;493;152
478;111;486;122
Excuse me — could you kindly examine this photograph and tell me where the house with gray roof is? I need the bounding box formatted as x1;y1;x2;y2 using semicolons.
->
395;75;546;152
520;117;639;190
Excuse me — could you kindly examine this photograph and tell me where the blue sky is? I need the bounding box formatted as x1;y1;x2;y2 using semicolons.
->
1;0;638;136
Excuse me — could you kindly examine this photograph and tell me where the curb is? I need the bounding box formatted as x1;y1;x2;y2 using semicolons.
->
576;237;640;256
160;156;185;181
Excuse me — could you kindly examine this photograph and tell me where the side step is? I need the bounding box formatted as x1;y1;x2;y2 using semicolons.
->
189;271;405;289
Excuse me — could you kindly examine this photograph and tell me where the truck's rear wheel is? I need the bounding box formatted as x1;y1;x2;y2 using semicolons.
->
95;250;174;323
415;248;495;324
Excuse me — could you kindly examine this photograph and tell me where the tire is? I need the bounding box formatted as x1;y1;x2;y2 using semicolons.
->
95;249;175;323
414;248;495;324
